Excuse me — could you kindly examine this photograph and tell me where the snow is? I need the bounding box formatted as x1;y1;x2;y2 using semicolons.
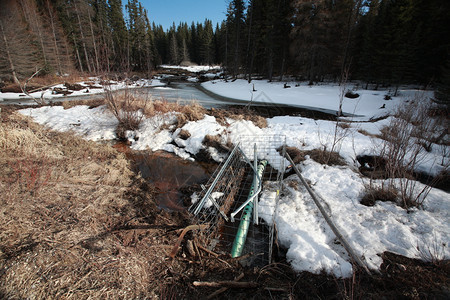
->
16;78;449;278
202;79;434;120
159;65;222;73
0;78;165;102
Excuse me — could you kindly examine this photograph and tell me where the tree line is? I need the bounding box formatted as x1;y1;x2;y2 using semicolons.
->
0;0;449;89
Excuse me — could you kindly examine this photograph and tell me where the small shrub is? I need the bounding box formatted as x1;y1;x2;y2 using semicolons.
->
376;94;447;208
104;89;147;140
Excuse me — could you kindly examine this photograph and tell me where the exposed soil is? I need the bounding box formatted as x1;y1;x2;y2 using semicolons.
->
0;105;448;299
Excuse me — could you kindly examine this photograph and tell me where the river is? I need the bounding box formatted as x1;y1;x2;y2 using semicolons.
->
1;81;337;119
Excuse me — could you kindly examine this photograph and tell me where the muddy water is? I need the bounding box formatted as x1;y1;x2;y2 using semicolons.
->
114;144;217;211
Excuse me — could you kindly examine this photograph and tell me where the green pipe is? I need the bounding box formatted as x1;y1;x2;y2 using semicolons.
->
231;160;267;258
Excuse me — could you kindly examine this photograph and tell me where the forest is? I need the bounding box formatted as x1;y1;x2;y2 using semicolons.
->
0;0;449;91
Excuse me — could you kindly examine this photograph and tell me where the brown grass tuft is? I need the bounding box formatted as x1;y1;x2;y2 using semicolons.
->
308;148;347;166
176;102;207;127
203;134;232;152
209;107;268;128
283;146;307;164
61;98;105;109
360;186;398;206
338;122;351;129
279;146;346;166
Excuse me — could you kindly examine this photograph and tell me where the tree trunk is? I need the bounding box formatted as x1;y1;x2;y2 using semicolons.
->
65;7;83;72
87;8;100;73
46;0;62;74
74;2;92;73
245;3;253;81
0;20;20;85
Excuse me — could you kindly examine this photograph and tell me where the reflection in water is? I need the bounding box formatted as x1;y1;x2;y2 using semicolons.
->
132;151;216;211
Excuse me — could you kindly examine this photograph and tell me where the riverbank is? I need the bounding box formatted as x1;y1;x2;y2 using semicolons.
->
17;90;449;278
1;103;449;298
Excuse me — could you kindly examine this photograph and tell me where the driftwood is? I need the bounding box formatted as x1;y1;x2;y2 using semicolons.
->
169;224;209;259
206;273;244;299
28;82;62;93
197;244;232;268
193;280;257;288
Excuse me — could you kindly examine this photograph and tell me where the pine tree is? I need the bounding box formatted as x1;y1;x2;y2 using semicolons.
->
169;25;179;65
108;0;128;70
200;19;214;65
92;0;113;72
226;0;246;77
435;58;450;108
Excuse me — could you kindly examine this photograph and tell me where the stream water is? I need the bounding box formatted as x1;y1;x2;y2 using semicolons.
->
113;143;217;211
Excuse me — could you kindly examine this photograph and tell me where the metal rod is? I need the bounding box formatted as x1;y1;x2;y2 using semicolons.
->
201;184;229;222
253;144;259;225
193;143;240;215
284;152;372;275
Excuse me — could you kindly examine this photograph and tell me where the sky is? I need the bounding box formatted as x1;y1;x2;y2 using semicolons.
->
139;0;228;30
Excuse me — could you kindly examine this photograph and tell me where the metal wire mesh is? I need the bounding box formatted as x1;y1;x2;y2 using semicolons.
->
189;136;286;266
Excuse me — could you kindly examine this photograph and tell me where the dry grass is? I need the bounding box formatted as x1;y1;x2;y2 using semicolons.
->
203;134;232;152
283;146;307;164
360;186;399;206
357;128;380;138
308;148;347;166
209;107;268;128
280;146;346;166
61;98;105;109
104;90;207;139
338;122;351;129
0;111;182;299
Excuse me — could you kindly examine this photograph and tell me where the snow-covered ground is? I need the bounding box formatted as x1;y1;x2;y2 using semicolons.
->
202;79;434;121
159;64;222;73
17;78;448;278
0;78;164;101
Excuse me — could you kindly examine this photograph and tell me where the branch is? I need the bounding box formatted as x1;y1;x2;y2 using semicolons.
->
206;273;245;299
21;68;44;105
193;280;258;288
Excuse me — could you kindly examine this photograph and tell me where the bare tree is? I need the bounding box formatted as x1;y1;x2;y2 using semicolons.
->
0;20;20;85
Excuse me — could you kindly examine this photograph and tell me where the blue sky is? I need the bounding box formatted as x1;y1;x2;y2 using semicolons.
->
139;0;228;30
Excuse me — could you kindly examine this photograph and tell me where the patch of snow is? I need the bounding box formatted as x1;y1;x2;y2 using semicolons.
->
160;65;222;73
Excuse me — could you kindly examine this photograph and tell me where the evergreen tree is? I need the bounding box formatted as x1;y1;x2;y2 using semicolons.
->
226;0;246;77
200;19;215;65
108;0;128;70
169;24;179;64
153;23;167;65
92;0;113;72
434;58;450;108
